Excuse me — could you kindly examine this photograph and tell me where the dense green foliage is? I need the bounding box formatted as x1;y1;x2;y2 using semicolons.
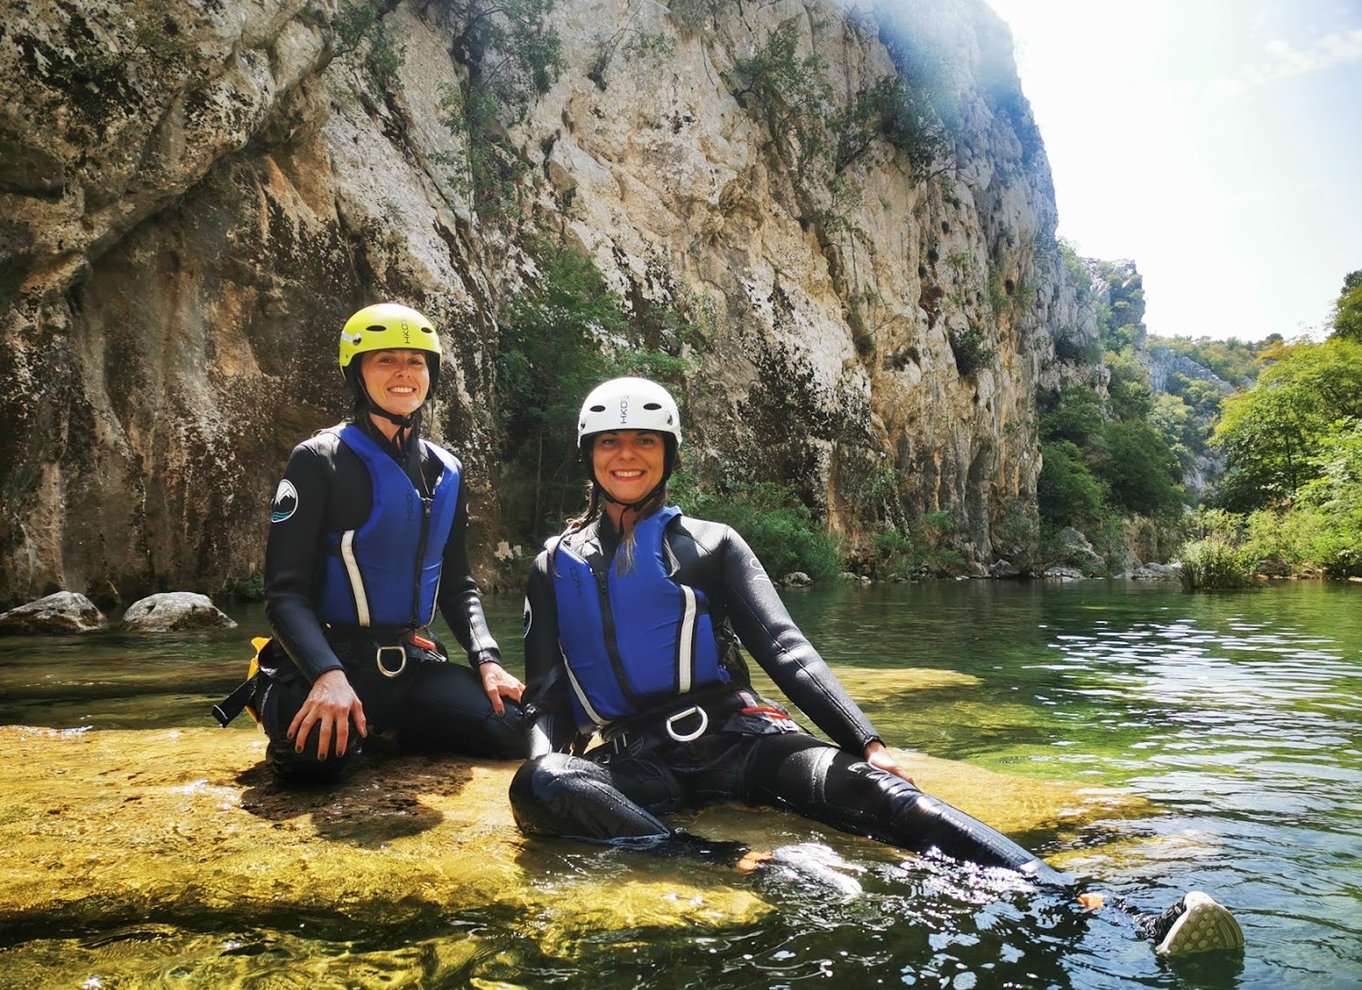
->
870;511;966;579
1151;334;1265;387
1144;334;1266;485
496;241;697;541
1036;437;1104;527
497;244;620;535
1177;537;1252;590
1175;335;1362;585
670;476;843;582
1032;262;1199;573
1332;270;1362;343
1100;420;1183;517
1212;338;1362;511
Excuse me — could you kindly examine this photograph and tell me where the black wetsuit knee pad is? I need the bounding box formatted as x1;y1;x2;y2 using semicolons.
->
510;752;675;841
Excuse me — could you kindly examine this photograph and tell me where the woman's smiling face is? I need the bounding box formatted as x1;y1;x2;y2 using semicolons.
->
591;429;665;505
360;348;430;418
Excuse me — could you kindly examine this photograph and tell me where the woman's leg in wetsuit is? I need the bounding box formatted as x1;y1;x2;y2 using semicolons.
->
510;732;1064;881
509;749;681;840
741;733;1072;885
257;667;361;783
509;748;758;863
399;662;528;759
511;734;1240;953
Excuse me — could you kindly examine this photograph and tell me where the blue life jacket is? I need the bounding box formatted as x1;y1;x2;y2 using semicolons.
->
552;506;727;727
315;423;461;629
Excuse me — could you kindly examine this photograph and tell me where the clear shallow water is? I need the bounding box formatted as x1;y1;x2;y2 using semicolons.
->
1;579;1360;988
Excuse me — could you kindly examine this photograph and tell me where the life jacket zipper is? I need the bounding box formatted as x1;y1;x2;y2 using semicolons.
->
594;563;642;708
410;494;432;628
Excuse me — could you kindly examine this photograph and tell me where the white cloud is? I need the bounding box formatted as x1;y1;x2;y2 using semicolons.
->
1232;27;1362;89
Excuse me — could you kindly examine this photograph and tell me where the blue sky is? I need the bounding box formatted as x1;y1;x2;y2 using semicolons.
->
983;0;1362;342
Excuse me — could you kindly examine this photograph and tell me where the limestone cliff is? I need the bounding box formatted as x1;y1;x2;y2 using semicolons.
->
0;0;1103;605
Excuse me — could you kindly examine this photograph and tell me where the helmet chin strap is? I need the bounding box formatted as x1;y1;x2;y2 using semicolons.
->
595;478;667;513
356;379;420;449
369;404;417;429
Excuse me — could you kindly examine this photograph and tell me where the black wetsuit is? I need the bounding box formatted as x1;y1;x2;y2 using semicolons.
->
260;417;525;781
509;509;1067;883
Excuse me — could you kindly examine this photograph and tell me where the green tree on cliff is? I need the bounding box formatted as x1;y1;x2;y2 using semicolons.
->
498;245;620;536
1099;420;1183;516
497;242;697;541
1332;270;1362;342
1212;337;1362;511
438;0;563;221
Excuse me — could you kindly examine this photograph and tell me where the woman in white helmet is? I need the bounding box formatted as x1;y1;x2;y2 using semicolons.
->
510;376;1064;874
225;303;526;781
508;376;1243;957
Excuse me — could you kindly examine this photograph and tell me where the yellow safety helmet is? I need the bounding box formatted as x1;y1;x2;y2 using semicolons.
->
338;302;442;371
338;303;443;412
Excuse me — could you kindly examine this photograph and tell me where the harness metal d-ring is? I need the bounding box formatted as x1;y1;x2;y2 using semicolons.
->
665;705;708;743
376;645;407;678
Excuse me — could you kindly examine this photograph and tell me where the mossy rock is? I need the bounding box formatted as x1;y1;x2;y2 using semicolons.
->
0;726;768;945
0;719;1157;944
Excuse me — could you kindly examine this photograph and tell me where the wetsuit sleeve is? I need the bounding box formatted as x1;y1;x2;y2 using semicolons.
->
521;549;578;757
712;524;882;754
264;440;344;682
435;482;502;668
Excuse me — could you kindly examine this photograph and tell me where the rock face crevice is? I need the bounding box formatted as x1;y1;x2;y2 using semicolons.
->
1;0;1107;606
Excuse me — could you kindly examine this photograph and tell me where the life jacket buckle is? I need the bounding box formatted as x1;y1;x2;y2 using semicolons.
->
376;645;407;678
664;705;709;743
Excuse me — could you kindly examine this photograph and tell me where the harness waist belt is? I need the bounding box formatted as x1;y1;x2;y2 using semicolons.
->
324;627;447;678
601;686;748;744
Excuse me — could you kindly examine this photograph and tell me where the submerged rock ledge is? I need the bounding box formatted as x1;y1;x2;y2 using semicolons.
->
0;725;1148;945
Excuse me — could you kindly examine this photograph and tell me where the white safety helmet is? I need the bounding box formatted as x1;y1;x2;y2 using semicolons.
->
576;377;682;447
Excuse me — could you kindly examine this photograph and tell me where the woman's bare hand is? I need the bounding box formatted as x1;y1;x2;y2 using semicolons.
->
287;669;366;759
864;741;915;785
480;662;525;716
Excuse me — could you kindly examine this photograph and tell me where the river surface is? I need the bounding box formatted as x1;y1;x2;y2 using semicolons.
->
2;579;1360;988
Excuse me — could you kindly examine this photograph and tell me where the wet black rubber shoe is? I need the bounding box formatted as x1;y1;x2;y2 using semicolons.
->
1149;891;1245;956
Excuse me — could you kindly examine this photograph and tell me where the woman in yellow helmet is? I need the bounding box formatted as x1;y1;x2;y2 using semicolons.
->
253;302;525;781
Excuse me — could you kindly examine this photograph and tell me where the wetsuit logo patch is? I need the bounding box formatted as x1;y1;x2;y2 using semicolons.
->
271;480;298;523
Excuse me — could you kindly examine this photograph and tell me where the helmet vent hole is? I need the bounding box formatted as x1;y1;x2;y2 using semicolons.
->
589;404;607;412
366;324;385;333
643;402;662;410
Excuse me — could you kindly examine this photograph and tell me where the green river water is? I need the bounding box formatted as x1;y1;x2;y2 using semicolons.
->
1;578;1359;989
